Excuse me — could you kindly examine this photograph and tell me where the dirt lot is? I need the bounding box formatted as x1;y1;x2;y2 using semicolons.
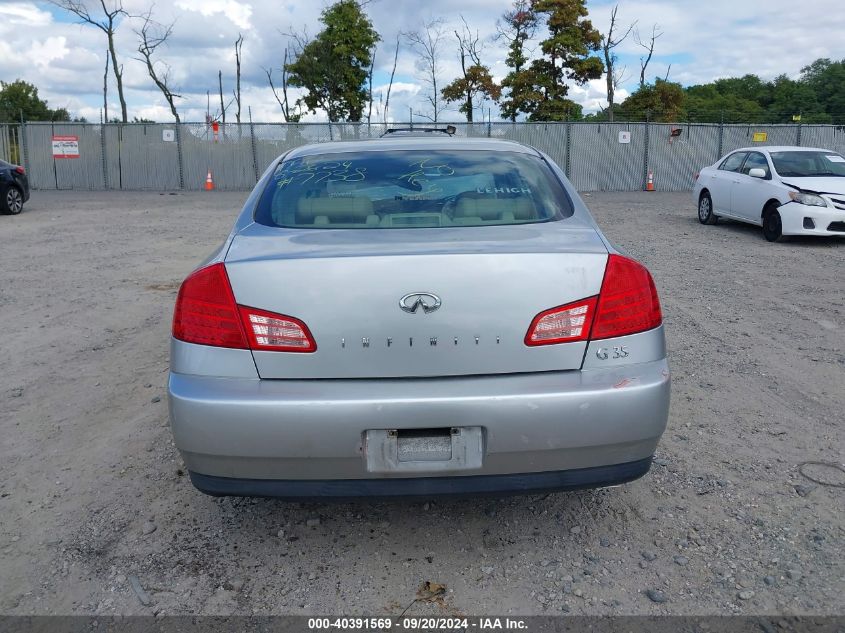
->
1;190;843;616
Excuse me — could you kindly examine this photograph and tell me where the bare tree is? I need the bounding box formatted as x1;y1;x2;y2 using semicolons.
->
635;24;663;88
233;34;244;124
135;11;181;122
49;0;129;122
384;34;400;124
103;50;109;123
264;48;300;122
218;70;225;124
601;5;635;121
406;18;448;122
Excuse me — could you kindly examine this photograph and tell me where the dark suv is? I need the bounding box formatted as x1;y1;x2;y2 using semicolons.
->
0;159;30;215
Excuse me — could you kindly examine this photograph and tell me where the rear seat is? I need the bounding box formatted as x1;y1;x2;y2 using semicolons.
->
296;197;379;226
455;197;536;223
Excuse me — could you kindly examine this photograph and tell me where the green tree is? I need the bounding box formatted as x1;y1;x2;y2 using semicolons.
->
766;74;828;123
441;18;501;122
524;0;604;121
442;66;501;121
618;79;685;122
800;58;845;123
285;0;379;122
0;80;70;122
684;83;767;123
497;0;540;121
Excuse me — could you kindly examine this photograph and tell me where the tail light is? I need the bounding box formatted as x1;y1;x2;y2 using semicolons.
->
238;306;316;352
591;255;662;339
525;297;597;346
525;254;661;346
172;263;316;352
14;166;25;175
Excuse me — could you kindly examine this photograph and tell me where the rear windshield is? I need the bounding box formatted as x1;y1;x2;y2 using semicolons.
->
254;150;571;229
770;151;845;177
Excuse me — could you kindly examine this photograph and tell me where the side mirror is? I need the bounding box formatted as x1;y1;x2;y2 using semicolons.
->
748;168;767;179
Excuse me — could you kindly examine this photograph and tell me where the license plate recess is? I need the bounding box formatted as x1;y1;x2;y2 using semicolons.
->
364;427;483;474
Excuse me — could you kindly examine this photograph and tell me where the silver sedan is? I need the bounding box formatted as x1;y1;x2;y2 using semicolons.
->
168;134;670;498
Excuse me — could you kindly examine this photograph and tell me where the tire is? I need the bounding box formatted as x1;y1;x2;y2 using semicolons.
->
762;205;788;243
698;191;717;225
1;186;24;215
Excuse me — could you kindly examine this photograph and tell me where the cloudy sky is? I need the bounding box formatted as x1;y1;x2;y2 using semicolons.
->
0;0;843;123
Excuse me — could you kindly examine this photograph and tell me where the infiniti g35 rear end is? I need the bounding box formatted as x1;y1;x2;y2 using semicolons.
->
168;137;670;498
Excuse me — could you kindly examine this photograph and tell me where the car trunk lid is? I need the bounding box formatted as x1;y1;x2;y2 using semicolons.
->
225;220;608;379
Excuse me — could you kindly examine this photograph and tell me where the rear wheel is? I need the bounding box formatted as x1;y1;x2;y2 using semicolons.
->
762;204;787;243
698;191;717;225
1;186;24;215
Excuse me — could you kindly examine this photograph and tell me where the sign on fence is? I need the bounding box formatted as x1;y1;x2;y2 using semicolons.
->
51;135;79;158
752;132;768;143
618;131;631;144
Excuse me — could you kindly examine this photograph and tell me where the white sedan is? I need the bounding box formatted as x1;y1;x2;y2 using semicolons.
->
693;146;845;242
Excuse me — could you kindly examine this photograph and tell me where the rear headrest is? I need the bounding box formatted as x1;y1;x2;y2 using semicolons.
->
455;196;535;220
297;197;374;223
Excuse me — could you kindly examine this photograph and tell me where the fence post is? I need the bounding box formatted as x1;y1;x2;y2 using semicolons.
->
717;111;724;160
175;123;185;190
100;122;109;189
19;114;29;177
249;110;259;183
796;119;802;147
50;119;58;189
565;121;572;176
487;108;492;138
642;113;650;191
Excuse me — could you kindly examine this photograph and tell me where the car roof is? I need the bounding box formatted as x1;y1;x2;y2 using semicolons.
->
284;136;541;160
731;146;835;154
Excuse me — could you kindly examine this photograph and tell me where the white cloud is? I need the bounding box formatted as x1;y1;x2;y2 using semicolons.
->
2;0;843;123
0;1;52;26
174;0;253;31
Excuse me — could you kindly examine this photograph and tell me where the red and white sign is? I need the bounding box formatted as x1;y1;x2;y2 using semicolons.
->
52;135;80;159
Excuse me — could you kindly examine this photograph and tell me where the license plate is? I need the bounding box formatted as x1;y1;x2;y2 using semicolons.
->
364;427;484;474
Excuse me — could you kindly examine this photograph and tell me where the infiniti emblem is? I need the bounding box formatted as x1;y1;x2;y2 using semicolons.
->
399;292;441;314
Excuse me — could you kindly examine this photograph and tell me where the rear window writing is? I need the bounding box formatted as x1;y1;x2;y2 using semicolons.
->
254;150;571;229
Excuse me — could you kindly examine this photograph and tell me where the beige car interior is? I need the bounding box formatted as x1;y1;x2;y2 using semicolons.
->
272;194;540;228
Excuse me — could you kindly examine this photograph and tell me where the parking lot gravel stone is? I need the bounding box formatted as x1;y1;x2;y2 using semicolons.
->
0;191;842;616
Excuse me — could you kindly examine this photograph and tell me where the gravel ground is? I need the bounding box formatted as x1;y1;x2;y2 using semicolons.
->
1;190;843;617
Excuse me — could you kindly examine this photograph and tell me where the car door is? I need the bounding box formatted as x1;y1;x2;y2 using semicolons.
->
730;151;773;223
708;152;747;215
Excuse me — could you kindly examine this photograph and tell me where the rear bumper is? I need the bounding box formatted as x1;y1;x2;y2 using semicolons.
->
168;355;670;493
189;457;652;499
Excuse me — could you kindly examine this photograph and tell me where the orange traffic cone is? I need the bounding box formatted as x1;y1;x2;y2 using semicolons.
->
204;169;215;191
645;169;655;192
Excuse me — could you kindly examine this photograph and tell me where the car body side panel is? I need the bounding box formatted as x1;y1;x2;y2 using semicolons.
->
730;173;771;224
170;339;258;378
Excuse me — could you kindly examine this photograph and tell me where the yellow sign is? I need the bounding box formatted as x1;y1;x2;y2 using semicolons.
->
792;114;802;122
752;132;768;142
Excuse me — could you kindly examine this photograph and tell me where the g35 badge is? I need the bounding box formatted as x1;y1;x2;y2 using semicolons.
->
596;346;629;360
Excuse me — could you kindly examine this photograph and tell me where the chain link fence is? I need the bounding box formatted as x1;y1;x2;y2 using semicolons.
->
2;120;844;192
